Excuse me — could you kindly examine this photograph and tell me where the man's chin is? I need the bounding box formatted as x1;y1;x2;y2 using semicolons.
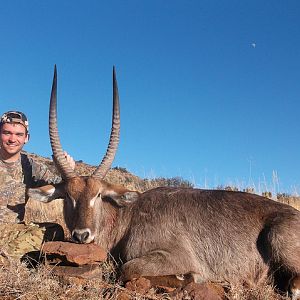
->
2;147;22;156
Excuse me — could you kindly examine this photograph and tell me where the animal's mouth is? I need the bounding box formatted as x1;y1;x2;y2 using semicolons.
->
71;228;95;244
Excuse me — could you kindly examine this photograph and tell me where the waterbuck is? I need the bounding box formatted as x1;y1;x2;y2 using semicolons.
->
28;66;300;297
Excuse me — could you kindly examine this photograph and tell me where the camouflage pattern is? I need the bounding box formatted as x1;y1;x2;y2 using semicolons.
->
0;153;63;262
0;223;45;263
0;152;62;223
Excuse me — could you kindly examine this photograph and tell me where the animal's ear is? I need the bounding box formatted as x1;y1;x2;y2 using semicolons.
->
102;189;140;207
27;183;66;203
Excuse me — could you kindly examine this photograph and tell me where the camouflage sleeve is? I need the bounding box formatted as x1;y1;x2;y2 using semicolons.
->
23;157;62;188
31;160;62;186
0;181;26;223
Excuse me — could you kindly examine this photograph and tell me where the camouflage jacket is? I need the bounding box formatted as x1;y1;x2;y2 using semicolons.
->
0;153;62;223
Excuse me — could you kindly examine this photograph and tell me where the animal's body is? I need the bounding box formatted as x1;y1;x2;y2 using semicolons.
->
111;187;299;282
30;178;300;288
28;66;300;297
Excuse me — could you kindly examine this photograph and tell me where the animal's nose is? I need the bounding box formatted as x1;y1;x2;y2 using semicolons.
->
72;229;90;243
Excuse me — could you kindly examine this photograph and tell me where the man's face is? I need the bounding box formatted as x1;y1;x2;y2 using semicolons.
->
0;123;28;160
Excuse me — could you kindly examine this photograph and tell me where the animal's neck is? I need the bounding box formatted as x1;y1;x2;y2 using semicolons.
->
95;203;131;251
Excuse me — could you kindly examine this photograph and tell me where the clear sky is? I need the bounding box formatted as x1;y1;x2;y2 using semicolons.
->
1;1;300;193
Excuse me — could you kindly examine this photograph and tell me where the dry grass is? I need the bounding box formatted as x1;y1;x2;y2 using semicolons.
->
0;257;290;300
277;196;300;211
0;257;64;299
0;256;169;300
226;282;288;300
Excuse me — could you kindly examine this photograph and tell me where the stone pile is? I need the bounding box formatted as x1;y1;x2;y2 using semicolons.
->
41;242;225;299
42;241;107;280
125;276;225;300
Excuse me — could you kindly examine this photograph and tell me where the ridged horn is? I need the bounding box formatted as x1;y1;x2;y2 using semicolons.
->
92;66;120;179
49;65;77;179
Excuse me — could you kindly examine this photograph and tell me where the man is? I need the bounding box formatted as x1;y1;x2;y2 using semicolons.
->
0;110;75;223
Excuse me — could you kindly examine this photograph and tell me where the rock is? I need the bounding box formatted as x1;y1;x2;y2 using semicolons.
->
172;282;225;300
49;264;102;280
42;241;107;265
125;277;152;295
125;276;225;299
145;274;194;290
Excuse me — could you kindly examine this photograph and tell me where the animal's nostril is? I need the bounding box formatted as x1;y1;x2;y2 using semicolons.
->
72;231;81;243
72;230;90;243
81;231;89;242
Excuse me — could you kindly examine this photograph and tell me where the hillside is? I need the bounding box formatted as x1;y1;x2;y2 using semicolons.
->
25;151;300;206
25;151;193;192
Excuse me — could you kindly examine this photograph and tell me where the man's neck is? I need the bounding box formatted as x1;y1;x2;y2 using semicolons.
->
0;149;21;163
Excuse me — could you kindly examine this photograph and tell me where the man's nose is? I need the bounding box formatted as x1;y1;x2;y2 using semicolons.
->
8;135;17;142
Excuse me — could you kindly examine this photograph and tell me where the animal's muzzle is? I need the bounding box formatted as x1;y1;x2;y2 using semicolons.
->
72;228;93;244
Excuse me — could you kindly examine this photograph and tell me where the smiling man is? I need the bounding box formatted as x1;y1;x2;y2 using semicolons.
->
0;110;74;259
0;111;74;223
0;111;30;162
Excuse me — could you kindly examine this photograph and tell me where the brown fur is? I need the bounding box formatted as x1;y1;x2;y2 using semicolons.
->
28;181;300;296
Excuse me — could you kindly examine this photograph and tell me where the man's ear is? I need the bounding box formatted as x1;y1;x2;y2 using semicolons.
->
24;133;30;143
27;182;65;203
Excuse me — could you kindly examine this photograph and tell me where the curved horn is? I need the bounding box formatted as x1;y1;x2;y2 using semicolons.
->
92;66;120;179
49;65;77;179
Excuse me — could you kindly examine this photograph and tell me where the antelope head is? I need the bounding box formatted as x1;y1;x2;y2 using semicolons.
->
28;66;139;244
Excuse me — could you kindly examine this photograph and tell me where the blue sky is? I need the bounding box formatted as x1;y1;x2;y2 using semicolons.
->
1;1;300;193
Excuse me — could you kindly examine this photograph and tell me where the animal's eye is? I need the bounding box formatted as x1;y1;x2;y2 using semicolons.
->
66;193;76;207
